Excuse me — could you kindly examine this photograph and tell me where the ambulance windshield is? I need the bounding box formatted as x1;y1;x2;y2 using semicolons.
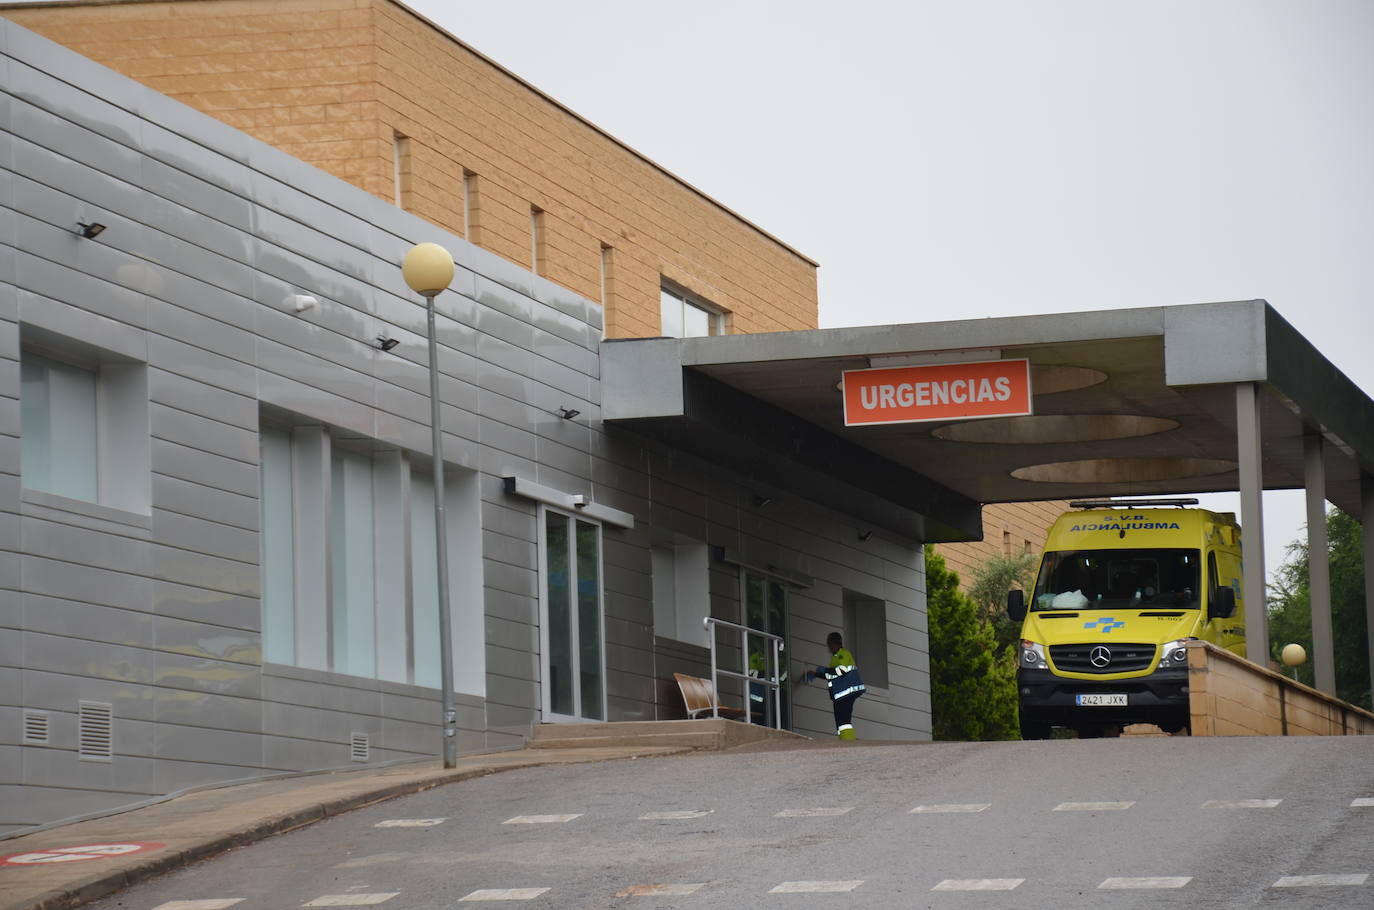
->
1031;548;1200;611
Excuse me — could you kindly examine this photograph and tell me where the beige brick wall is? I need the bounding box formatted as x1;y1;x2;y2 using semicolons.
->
1188;643;1374;737
936;500;1069;587
8;0;819;338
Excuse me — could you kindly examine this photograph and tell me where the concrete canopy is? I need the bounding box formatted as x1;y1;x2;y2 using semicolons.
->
603;300;1374;544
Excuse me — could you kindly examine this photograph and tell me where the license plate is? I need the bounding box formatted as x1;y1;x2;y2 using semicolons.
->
1076;694;1127;707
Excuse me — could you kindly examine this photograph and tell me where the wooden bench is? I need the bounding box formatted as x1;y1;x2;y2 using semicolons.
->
673;673;746;720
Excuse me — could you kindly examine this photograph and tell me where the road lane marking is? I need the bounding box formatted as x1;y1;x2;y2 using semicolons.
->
1202;799;1281;809
1054;801;1135;811
639;810;713;820
334;854;408;868
910;804;990;813
768;881;863;893
458;889;551;901
303;895;399;906
615;884;706;896
1099;877;1192;889
775;807;853;817
1350;798;1374;808
502;814;582;824
1273;874;1369;888
374;818;447;827
151;903;244;910
932;879;1023;891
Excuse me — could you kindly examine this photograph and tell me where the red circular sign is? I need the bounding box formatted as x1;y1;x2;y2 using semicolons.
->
2;842;165;865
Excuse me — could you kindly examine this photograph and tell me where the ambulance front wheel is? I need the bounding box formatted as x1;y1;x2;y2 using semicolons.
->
1020;719;1051;740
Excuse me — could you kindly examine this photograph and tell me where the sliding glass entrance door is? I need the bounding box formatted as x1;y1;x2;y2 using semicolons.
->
540;508;605;721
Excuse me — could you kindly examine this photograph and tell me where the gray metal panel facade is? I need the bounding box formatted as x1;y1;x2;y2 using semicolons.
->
0;20;930;834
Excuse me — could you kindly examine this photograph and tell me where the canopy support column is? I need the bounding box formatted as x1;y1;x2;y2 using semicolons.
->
1363;472;1374;705
1237;382;1268;664
1304;433;1334;694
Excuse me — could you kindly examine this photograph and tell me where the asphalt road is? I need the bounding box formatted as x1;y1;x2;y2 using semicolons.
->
87;736;1374;909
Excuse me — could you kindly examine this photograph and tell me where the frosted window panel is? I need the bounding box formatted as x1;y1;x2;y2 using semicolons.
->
682;302;711;338
331;449;376;678
21;354;97;501
660;289;684;338
410;471;441;689
260;427;296;665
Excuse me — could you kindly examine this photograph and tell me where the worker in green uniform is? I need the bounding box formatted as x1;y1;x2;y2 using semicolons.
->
806;632;865;739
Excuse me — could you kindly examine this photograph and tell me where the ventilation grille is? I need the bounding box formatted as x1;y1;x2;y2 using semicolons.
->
350;732;370;763
78;701;114;761
23;710;51;745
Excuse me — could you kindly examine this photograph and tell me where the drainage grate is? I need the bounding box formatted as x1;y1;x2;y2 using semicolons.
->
350;732;370;763
23;710;50;746
78;701;114;761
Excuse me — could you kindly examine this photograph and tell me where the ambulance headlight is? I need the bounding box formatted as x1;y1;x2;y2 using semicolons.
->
1020;640;1048;670
1159;639;1191;668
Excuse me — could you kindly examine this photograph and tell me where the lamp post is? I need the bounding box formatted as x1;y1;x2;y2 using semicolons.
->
401;242;458;768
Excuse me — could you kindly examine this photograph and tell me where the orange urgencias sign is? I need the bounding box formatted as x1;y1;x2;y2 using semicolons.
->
842;359;1032;426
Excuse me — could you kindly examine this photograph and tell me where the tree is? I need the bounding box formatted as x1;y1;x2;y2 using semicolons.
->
966;550;1037;656
1266;508;1370;710
926;546;1019;740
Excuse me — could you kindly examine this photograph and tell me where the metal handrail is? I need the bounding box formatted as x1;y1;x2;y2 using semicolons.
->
703;616;784;729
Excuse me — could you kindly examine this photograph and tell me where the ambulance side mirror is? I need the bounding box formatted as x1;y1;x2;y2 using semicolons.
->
1007;589;1027;623
1209;586;1236;620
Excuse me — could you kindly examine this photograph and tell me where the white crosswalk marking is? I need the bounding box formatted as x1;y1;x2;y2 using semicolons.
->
775;807;853;817
1350;798;1374;808
768;881;864;893
1202;799;1281;809
932;879;1024;891
458;889;551;901
1099;877;1192;889
910;804;990;813
615;884;706;897
1273;874;1369;888
502;814;581;824
151;903;244;910
639;810;713;820
303;895;399;907
1054;801;1135;811
373;818;447;827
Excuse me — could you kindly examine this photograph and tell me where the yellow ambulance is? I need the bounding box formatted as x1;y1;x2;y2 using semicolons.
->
1007;499;1244;738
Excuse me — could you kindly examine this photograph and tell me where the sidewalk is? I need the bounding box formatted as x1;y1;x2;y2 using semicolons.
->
0;744;689;910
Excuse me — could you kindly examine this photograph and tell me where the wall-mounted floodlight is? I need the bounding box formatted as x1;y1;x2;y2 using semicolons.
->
376;336;400;352
557;407;581;420
77;221;107;239
752;495;773;508
857;530;874;542
290;294;319;313
571;494;588;509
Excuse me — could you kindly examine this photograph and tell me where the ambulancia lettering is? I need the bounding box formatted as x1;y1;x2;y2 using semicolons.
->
1068;521;1182;532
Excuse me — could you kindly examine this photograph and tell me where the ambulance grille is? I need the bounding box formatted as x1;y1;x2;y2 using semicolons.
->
1050;643;1157;674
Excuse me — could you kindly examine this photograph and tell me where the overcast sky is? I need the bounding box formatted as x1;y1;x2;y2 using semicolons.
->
420;1;1374;579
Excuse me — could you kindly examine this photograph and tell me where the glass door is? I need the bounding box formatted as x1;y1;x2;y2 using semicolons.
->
744;572;789;729
540;508;605;721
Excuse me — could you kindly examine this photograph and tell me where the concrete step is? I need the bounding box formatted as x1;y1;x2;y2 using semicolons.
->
528;731;724;751
529;718;808;752
530;720;726;741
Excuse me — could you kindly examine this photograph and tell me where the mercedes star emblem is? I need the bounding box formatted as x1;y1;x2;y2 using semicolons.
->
1090;646;1112;668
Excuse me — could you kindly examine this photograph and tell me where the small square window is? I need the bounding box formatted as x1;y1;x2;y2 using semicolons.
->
660;284;725;338
20;337;149;514
842;590;889;690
